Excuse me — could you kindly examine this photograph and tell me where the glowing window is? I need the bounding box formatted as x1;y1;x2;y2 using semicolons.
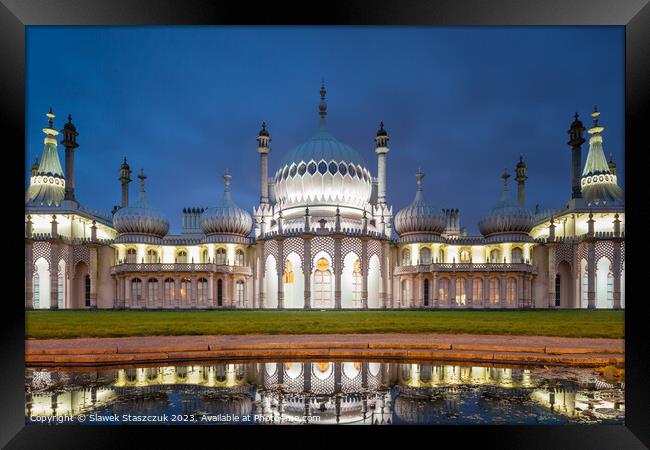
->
148;279;158;303
419;247;431;264
352;258;362;306
607;273;613;305
459;250;471;263
146;249;158;263
180;277;190;302
512;247;523;264
472;278;483;302
401;249;411;266
33;273;40;309
314;258;332;308
236;280;244;306
455;278;466;305
126;248;137;263
216;248;226;265
507;278;517;306
489;278;500;304
177;250;188;263
235;249;244;266
438;278;449;303
131;278;142;303
197;278;208;302
164;278;175;301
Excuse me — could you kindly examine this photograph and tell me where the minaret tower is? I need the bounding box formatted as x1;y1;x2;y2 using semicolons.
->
515;154;527;207
375;121;390;207
119;157;132;207
608;153;617;175
319;79;327;128
568;112;585;199
256;121;271;205
61;114;79;203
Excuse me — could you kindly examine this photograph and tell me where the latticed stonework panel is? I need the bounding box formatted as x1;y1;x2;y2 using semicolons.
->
31;241;51;271
311;236;335;268
621;241;625;265
595;240;614;264
341;372;363;394
262;364;278;387
577;242;588;265
263;240;278;265
283;374;305;394
366;372;381;391
554;242;574;272
367;239;382;261
73;245;91;275
283;237;305;269
342;238;362;261
311;372;335;395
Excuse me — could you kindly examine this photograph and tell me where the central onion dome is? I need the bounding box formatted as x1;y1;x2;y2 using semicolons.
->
113;169;169;237
394;170;446;238
273;83;372;209
201;172;253;237
478;170;533;237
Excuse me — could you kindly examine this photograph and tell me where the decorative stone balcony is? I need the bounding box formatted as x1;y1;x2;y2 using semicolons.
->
110;263;253;276
393;262;537;275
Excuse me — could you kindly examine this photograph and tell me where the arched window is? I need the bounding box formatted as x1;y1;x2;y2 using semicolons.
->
489;249;500;263
148;279;158;304
314;258;332;308
459;250;471;263
180;277;190;302
512;247;523;264
438;248;445;263
85;274;91;307
489;278;500;304
507;278;517;306
146;249;158;263
197;278;208;302
308;161;317;175
236;280;244;306
33;273;40;309
217;279;223;306
401;249;411;266
164;278;175;302
216;248;226;265
126;248;137;263
582;272;588;308
555;274;561;306
607;272;614;306
352;258;362;306
456;278;466;305
472;278;483;304
131;278;142;304
57;271;64;309
438;279;449;304
177;250;188;263
235;249;244;266
401;279;410;305
423;279;430;306
202;249;208;263
419;247;431;264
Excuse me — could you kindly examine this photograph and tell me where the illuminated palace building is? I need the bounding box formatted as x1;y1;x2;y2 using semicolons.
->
25;85;625;310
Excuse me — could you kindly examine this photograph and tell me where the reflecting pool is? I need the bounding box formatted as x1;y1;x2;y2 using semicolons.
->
25;361;625;425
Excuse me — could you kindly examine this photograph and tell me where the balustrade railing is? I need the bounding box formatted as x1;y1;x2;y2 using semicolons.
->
110;262;253;275
394;262;537;275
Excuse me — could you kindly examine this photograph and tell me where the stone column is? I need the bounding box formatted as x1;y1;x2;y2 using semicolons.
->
334;237;342;309
587;242;596;309
612;241;621;309
334;362;342;393
207;274;214;308
450;274;456;308
483;274;490;308
303;362;312;392
416;273;423;308
499;273;506;308
125;276;131;308
548;245;556;308
50;250;59;310
25;242;34;309
174;276;181;308
432;273;439;308
303;237;312;309
409;274;416;308
361;239;369;309
157;276;164;308
277;239;284;309
191;277;198;308
465;276;472;308
381;241;389;308
258;242;266;308
386;244;394;308
517;276;523;309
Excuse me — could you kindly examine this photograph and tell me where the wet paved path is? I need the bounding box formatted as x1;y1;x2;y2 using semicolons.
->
25;333;624;367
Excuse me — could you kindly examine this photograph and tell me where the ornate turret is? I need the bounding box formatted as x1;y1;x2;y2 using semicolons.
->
568;112;586;199
478;169;534;238
515;154;527;207
201;171;253;240
119;157;132;208
375;121;390;207
26;108;66;207
394;169;446;239
608;153;617;175
257;121;271;205
31;157;39;176
61;113;79;202
580;106;624;206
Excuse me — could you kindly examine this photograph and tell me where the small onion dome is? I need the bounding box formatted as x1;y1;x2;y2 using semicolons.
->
63;113;76;131
201;172;253;236
113;170;169;237
376;121;388;137
478;170;534;237
258;121;270;137
120;157;130;170
394;170;446;237
516;154;526;169
608;153;616;172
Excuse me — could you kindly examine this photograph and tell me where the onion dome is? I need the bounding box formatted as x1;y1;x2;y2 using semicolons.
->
258;121;270;137
394;169;446;238
273;82;372;209
201;172;253;237
26;108;66;207
376;121;388;137
580;107;624;206
478;170;534;237
113;169;169;238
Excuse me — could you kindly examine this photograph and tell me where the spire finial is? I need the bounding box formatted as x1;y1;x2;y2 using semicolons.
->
67;113;72;124
318;80;327;126
574;111;579;121
138;168;147;193
223;169;232;192
415;168;424;191
46;107;54;129
592;105;600;126
501;168;510;190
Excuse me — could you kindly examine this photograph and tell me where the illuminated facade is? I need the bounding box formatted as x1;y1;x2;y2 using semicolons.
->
25;86;624;310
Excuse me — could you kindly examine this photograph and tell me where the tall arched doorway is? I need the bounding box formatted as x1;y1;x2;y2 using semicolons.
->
556;261;573;308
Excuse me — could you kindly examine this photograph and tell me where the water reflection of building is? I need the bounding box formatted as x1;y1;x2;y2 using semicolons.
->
25;362;623;424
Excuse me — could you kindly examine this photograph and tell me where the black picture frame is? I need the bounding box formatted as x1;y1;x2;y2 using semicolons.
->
2;0;648;447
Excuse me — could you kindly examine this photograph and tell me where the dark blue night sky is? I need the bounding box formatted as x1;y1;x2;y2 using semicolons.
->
25;26;624;234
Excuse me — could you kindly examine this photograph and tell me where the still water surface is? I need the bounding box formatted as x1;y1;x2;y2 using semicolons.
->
26;361;624;425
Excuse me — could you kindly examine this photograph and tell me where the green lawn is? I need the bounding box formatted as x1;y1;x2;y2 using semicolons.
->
25;310;624;340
